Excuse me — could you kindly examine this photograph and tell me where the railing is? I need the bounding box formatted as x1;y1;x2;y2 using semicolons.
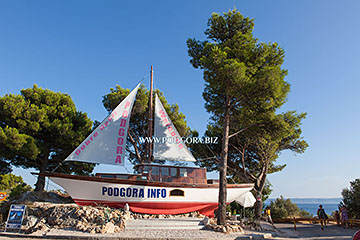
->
273;217;360;230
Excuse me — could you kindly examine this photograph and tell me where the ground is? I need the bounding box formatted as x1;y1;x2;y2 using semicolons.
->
272;222;359;240
0;219;358;239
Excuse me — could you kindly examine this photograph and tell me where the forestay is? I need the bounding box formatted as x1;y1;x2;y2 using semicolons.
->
153;94;196;162
65;84;140;165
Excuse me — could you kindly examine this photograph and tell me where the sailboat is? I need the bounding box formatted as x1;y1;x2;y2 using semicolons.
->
37;69;254;217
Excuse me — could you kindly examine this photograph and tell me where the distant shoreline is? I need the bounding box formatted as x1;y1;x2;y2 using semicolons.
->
265;197;341;204
265;198;342;215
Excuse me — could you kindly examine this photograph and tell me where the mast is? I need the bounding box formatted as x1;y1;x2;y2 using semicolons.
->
147;66;154;163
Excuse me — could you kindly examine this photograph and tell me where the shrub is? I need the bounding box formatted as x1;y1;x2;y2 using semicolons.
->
341;178;360;218
0;174;32;201
269;196;311;219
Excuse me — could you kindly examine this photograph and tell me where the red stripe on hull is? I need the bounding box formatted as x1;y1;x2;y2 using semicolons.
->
73;199;218;217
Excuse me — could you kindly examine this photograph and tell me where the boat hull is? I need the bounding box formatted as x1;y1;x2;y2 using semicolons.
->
46;173;253;217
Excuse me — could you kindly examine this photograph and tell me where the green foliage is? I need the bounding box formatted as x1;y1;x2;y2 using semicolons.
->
0;85;95;191
102;84;192;165
299;209;313;218
0;174;24;193
269;196;312;219
341;178;360;218
8;184;32;200
187;9;308;202
229;201;255;220
0;174;32;200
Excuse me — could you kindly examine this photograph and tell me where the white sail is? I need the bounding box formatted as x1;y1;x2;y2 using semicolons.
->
65;83;140;165
153;94;196;162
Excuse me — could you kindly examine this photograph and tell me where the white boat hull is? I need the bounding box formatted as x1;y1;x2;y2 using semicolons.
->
48;174;253;217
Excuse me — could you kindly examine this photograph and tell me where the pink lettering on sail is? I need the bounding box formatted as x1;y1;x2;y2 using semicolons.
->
118;128;125;136
74;131;99;156
117;137;124;145
122;110;128;118
115;101;131;164
115;155;122;164
117;146;123;154
158;105;183;150
120;119;127;127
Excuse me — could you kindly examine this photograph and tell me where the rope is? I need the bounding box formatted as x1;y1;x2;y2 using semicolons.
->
123;165;132;173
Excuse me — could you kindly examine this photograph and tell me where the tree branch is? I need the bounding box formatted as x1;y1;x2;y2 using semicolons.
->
128;129;143;163
228;123;264;139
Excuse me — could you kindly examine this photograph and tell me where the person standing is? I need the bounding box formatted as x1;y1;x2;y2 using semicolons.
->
340;207;348;228
334;210;341;226
317;205;328;230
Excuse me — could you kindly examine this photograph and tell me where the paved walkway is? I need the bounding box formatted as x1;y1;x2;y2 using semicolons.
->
0;219;358;239
273;222;359;239
125;217;204;230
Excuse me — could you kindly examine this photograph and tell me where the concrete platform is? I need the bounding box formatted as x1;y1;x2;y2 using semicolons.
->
125;217;204;230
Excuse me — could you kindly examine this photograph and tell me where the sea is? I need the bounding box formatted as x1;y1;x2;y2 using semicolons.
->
264;198;342;216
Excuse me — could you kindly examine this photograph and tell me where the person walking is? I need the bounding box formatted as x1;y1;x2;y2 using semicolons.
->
317;205;328;230
264;206;274;225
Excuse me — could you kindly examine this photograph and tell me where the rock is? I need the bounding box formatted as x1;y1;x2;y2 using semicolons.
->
124;203;130;211
25;215;38;229
95;215;105;225
122;211;132;220
114;225;122;232
95;226;102;233
101;222;115;234
20;203;216;234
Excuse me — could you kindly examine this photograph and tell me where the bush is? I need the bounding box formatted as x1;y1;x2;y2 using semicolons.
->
9;183;32;200
299;209;313;218
0;174;24;193
269;196;311;219
0;174;32;201
341;178;360;218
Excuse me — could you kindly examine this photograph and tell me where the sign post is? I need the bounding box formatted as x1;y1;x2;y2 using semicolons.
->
5;204;27;232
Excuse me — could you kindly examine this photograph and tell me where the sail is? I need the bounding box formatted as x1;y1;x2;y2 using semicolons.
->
153;94;196;162
65;83;140;165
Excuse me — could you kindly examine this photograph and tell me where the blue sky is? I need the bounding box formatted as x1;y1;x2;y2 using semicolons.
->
1;0;359;198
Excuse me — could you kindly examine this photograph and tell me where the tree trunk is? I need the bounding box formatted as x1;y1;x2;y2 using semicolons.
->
254;190;263;219
254;171;268;219
217;95;231;225
35;158;48;192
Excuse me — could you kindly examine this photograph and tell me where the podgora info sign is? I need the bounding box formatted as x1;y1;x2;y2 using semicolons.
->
6;204;26;230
